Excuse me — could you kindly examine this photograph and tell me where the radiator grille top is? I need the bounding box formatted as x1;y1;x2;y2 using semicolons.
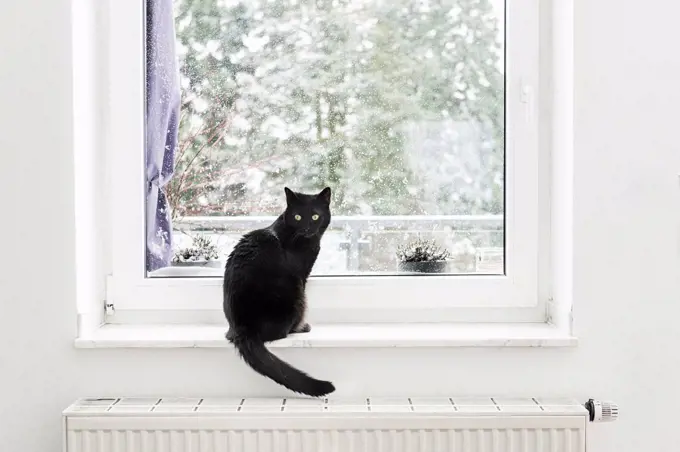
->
64;397;587;417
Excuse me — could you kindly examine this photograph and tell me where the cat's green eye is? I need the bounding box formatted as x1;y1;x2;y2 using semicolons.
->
312;214;319;221
294;214;302;221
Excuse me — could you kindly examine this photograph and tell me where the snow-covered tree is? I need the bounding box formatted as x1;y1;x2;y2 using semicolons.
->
168;0;504;217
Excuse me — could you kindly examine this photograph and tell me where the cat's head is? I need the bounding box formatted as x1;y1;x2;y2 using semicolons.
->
283;187;332;237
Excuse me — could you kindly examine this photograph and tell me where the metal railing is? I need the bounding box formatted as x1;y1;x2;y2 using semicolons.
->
174;215;503;272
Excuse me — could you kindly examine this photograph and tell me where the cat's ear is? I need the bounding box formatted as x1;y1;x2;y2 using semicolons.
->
284;187;299;205
317;187;332;204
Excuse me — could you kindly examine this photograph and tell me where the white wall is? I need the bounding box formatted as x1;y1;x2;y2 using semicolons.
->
1;0;679;451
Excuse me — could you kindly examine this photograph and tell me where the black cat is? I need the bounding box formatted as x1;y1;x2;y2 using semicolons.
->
223;187;335;397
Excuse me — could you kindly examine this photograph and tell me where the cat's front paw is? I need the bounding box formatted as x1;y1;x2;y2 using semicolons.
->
225;329;235;341
295;322;312;333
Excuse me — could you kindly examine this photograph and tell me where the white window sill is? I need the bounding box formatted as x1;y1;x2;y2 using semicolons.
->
74;323;577;349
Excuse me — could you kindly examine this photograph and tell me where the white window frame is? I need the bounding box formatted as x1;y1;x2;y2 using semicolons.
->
105;0;547;324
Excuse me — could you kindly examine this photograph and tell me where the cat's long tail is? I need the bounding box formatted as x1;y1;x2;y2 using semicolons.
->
230;333;335;397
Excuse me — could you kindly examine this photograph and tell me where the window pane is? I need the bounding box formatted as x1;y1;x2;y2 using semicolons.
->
149;0;505;277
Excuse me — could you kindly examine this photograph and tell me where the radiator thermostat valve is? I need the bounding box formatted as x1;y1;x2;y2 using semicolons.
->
585;399;619;422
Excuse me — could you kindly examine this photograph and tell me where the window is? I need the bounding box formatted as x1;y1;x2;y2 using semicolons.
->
107;0;544;323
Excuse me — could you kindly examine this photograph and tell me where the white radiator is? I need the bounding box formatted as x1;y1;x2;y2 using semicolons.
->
63;397;593;452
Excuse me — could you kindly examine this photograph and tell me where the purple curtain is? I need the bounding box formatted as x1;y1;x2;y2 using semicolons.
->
145;0;180;272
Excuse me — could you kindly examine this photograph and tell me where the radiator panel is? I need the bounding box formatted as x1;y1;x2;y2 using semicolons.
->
64;397;587;452
67;428;584;452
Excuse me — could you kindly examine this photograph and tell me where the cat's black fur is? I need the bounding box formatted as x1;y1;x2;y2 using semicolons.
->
223;187;335;397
